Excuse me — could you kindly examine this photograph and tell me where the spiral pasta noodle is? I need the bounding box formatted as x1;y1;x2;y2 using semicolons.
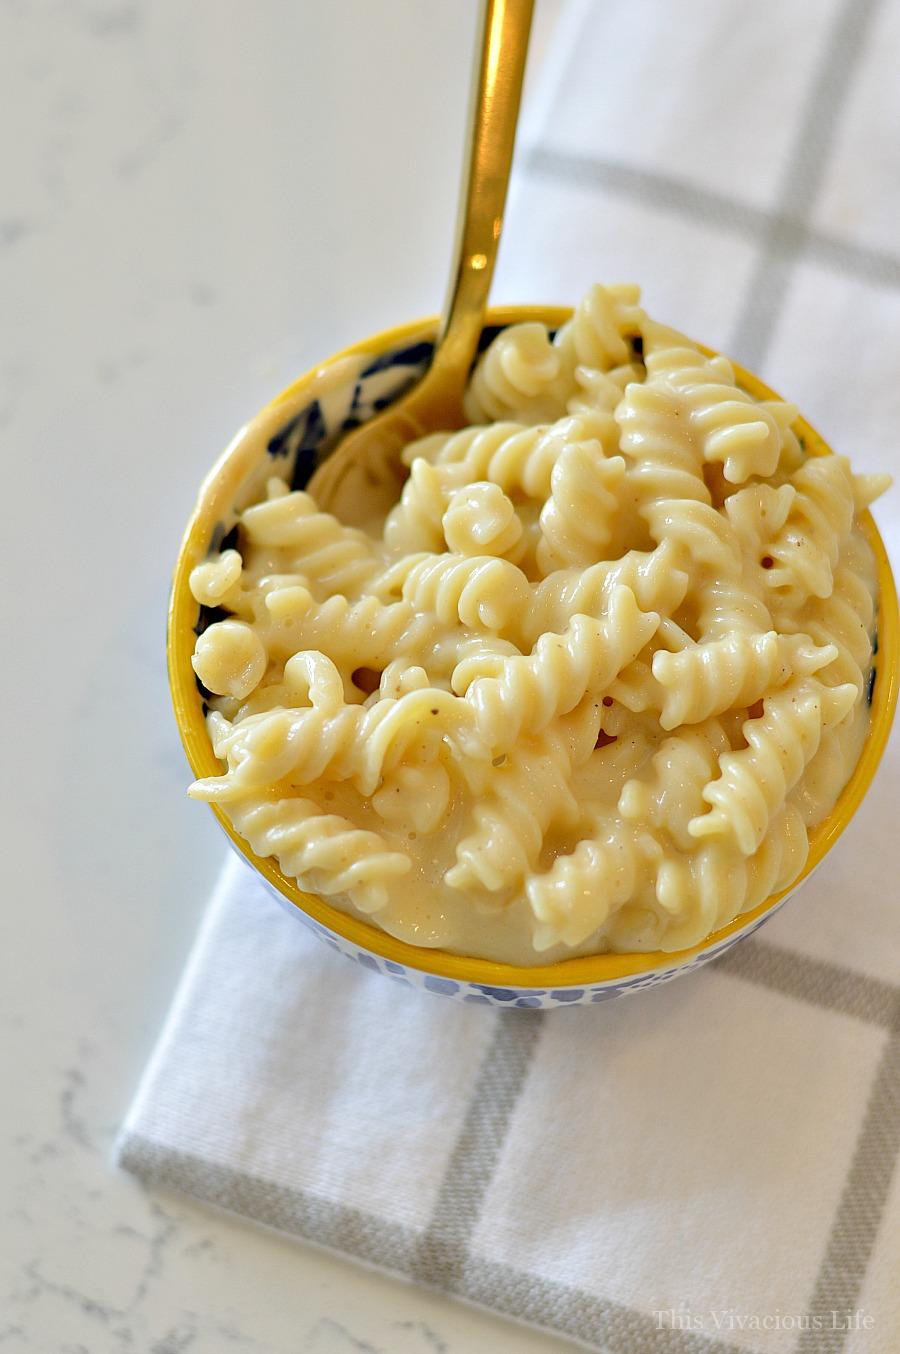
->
652;632;837;730
375;551;531;631
618;724;729;852
245;586;437;670
408;412;619;502
554;282;646;373
453;588;658;752
688;679;858;855
446;709;596;894
526;815;644;950
463;323;569;425
537;447;626;571
763;454;856;602
441;482;525;560
241;486;382;597
616;380;742;574
523;539;689;644
779;564;875;699
226;794;411;915
644;324;788;484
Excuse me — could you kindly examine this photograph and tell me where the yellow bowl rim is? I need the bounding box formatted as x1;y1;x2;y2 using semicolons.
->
168;305;899;988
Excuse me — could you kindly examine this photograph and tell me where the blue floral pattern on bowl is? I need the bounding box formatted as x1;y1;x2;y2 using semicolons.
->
251;859;797;1009
267;339;437;490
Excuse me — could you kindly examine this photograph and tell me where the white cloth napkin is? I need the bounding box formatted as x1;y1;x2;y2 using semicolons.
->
120;1;900;1349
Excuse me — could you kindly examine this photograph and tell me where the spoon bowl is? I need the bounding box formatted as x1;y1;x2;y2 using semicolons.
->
169;305;899;1008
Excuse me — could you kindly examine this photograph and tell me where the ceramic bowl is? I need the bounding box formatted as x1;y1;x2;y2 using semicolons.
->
169;307;898;1008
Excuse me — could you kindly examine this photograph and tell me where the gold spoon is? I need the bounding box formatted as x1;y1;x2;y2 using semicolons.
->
309;0;535;519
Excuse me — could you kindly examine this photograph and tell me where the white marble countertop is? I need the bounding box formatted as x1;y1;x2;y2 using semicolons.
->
1;2;565;1349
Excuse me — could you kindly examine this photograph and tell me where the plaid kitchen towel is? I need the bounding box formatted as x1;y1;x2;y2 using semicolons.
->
119;0;900;1349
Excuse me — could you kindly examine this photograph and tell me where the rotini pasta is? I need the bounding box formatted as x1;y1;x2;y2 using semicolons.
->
240;484;382;597
688;679;858;855
461;286;646;426
463;323;568;425
245;586;437;671
441;481;525;559
225;794;411;915
536;447;626;571
407;412;619;500
452;588;658;752
616;380;742;574
445;705;598;894
188;283;886;964
762;454;856;602
651;631;837;730
523;538;689;644
618;724;729;852
554;282;646;373
526;812;645;950
643;322;789;483
374;551;531;631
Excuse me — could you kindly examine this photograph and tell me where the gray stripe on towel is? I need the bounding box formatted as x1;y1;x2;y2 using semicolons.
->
459;1258;748;1354
524;147;900;295
409;1010;546;1290
714;940;900;1029
797;1029;900;1353
729;0;884;367
525;147;770;243
116;1135;420;1274
118;1135;751;1354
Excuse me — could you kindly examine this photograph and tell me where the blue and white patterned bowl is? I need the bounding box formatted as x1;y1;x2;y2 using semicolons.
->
169;308;898;1008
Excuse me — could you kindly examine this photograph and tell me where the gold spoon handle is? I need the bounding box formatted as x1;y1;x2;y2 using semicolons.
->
430;0;535;401
307;0;534;515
